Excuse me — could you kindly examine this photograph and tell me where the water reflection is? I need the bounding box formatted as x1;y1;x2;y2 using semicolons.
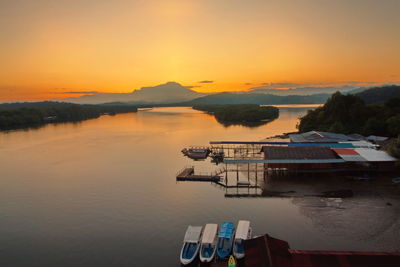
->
0;106;398;267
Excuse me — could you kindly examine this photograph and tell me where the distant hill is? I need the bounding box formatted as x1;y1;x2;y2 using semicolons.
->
355;85;400;104
182;92;330;105
250;85;360;96
59;82;202;104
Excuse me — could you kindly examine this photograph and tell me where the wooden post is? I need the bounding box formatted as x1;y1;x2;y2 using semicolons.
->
225;163;228;186
247;163;250;181
236;163;239;182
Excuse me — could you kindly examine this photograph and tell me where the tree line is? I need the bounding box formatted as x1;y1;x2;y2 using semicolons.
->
0;102;137;130
193;104;279;127
298;92;400;137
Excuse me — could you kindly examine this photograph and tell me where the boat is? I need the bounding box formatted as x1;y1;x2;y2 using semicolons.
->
228;255;236;267
210;150;224;164
180;226;203;265
181;147;210;160
199;224;218;263
216;222;235;259
233;220;252;259
392;177;400;184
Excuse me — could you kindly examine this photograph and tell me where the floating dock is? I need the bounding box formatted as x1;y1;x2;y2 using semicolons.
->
244;234;400;267
176;167;221;182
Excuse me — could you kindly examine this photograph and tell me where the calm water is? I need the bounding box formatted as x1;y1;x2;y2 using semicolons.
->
0;106;399;267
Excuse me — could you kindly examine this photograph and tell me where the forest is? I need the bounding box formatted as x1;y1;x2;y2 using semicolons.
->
0;102;137;130
193;104;279;126
298;92;400;137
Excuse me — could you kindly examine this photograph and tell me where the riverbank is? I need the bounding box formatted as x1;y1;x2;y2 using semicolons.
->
0;102;137;131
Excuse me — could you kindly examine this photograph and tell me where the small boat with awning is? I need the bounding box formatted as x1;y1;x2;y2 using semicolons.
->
233;220;252;259
199;223;218;263
180;226;203;265
181;148;210;160
216;222;235;259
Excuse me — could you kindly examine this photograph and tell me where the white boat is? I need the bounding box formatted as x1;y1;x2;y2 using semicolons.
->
233;220;252;259
180;226;203;265
199;224;218;263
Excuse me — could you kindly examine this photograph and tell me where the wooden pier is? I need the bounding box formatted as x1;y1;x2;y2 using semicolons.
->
176;167;222;182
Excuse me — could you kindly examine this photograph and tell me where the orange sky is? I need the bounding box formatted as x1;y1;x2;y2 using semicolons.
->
0;0;399;101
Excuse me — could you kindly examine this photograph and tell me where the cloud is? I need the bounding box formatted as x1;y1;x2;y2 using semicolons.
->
198;80;214;83
58;91;99;94
244;83;253;85
261;82;304;88
185;85;202;89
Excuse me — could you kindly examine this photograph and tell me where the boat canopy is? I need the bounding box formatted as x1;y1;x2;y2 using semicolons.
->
218;222;234;238
235;220;250;240
184;226;203;243
201;224;218;244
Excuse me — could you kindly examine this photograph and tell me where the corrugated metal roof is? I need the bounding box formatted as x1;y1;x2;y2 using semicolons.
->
354;148;397;162
337;154;366;162
289;131;358;143
224;159;346;164
367;135;389;141
339;140;377;148
262;146;339;160
289;143;355;148
333;148;359;155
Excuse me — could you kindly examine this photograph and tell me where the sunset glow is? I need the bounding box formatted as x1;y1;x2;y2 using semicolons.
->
1;0;399;101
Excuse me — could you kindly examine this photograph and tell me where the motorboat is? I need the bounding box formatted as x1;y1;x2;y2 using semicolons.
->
216;222;235;259
392;177;400;184
180;225;203;265
233;220;252;259
199;224;218;263
181;148;210;160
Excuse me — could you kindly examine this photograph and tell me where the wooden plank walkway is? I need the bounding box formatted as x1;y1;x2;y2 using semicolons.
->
176;167;221;182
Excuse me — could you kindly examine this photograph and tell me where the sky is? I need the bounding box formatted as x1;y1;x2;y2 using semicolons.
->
0;0;399;101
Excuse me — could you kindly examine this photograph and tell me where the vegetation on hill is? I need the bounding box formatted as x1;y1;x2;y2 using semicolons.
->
193;104;279;127
0;102;137;130
185;93;329;105
298;92;400;137
355;85;400;104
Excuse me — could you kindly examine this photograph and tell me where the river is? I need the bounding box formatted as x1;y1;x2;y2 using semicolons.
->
0;105;399;266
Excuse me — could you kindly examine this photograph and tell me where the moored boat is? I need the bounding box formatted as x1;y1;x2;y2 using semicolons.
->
392;177;400;184
233;220;252;259
199;223;218;263
180;226;203;265
181;147;210;160
216;222;235;259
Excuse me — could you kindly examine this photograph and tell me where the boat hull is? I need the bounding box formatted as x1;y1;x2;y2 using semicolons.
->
217;237;234;259
180;242;200;265
199;246;216;263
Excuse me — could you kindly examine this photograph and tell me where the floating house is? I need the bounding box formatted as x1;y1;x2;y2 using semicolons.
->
261;145;397;173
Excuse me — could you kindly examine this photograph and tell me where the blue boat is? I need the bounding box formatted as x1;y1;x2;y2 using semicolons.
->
217;222;235;259
180;226;203;265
